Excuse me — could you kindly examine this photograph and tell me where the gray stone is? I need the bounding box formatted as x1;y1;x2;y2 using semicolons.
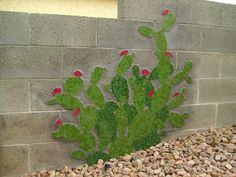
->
63;16;97;47
223;4;236;28
201;27;236;53
30;142;82;172
176;104;216;130
0;112;59;145
177;52;220;78
0;80;29;113
198;0;223;26
118;0;176;21
199;79;236;103
30;14;64;45
97;18;154;49
31;79;64;111
30;14;97;46
0;46;63;79
0;11;30;44
175;25;201;51
0;145;28;176
217;103;236;127
177;0;224;26
220;54;236;78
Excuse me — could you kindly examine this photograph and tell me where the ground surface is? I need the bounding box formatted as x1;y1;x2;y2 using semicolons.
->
27;127;236;177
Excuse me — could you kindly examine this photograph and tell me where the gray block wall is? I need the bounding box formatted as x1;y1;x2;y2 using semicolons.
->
0;0;236;176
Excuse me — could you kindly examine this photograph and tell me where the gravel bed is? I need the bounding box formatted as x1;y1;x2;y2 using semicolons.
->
27;127;236;177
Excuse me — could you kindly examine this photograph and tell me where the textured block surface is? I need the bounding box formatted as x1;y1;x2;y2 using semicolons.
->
220;54;236;78
199;79;236;103
223;4;236;28
31;79;64;111
31;14;96;46
0;145;28;176
0;12;30;45
217;103;236;127
177;0;223;26
30;142;82;172
0;46;63;79
0;112;59;145
97;19;154;49
177;104;216;129
201;27;236;53
118;0;176;21
0;80;29;113
177;52;220;78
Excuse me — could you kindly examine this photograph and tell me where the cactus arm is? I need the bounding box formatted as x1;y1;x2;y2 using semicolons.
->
91;67;106;84
64;77;83;95
80;106;97;132
149;66;159;80
168;88;186;109
55;94;83;110
116;54;134;76
151;84;171;113
87;84;105;107
48;99;57;105
161;13;176;32
169;112;189;128
52;123;81;141
156;31;167;59
71;149;86;160
111;76;129;102
170;61;193;86
138;26;156;38
79;132;96;153
115;101;128;136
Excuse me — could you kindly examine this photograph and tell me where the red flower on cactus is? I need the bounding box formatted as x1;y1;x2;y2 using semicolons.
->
74;70;82;77
166;51;174;58
141;69;150;76
148;90;155;97
73;108;81;117
55;118;63;127
119;49;129;56
162;9;170;16
52;87;61;96
174;92;181;97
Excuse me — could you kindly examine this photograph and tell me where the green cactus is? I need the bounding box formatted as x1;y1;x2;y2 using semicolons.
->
48;10;193;165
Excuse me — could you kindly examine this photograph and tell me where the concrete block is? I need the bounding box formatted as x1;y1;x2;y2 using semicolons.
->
217;103;236;127
63;16;97;47
0;11;30;45
220;54;236;78
30;142;82;172
223;4;236;28
0;145;28;176
31;79;64;111
177;0;223;26
118;0;176;21
31;14;64;45
201;27;236;53
175;25;201;51
199;79;236;103
0;112;59;145
31;14;97;46
176;104;216;130
0;46;63;79
177;52;220;78
0;80;29;113
97;18;154;49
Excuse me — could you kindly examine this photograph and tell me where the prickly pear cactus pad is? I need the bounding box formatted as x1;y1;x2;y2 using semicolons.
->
48;9;192;165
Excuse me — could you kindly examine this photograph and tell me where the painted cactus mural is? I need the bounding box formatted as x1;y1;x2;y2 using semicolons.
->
48;10;192;165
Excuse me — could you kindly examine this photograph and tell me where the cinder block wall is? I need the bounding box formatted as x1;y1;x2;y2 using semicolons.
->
0;0;235;176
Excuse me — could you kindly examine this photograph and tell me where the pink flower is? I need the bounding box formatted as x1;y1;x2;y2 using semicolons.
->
119;50;129;56
74;70;82;77
174;92;181;97
73;108;81;117
52;88;61;96
166;51;174;58
148;90;155;97
141;69;150;76
162;9;170;16
55;118;63;127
